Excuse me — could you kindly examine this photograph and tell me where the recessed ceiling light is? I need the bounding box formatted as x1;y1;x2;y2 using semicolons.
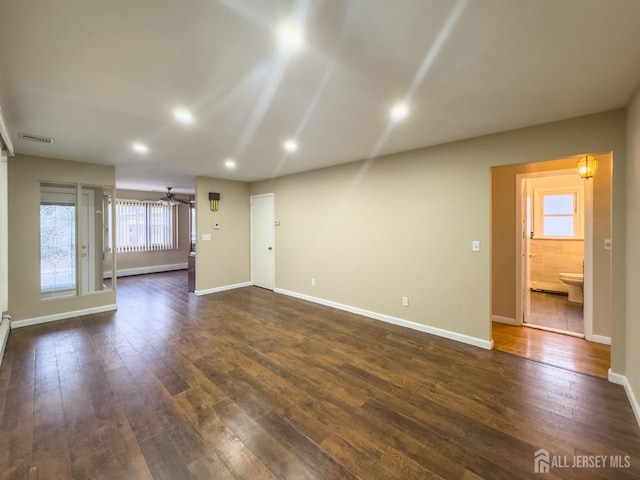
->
278;24;303;50
283;139;298;152
173;108;194;125
225;158;236;169
132;142;149;154
390;102;409;122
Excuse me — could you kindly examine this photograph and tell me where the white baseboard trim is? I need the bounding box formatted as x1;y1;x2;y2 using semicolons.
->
11;304;117;329
274;288;492;350
0;315;10;368
588;334;611;345
104;262;187;279
491;314;519;326
608;369;640;427
194;281;252;296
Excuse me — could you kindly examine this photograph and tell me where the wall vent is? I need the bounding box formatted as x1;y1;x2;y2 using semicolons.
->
18;133;55;144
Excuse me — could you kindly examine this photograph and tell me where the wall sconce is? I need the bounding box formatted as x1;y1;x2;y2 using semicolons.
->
209;192;220;212
577;155;598;179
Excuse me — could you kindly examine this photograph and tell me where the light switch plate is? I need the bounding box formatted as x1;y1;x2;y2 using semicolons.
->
472;240;480;252
202;233;212;241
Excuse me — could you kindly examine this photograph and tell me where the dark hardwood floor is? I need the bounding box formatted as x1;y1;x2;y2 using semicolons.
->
0;271;638;479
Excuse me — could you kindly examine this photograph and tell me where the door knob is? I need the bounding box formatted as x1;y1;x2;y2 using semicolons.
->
268;246;272;251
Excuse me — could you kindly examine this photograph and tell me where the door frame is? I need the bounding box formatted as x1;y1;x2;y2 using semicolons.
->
79;188;96;293
515;169;594;338
250;193;275;290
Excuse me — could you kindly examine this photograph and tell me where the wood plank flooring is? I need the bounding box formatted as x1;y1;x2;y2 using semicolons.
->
492;322;610;379
0;271;638;479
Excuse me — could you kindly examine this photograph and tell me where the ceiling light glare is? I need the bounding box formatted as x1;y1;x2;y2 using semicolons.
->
390;102;409;122
225;158;236;169
278;26;303;50
132;142;149;154
173;108;194;125
283;139;298;152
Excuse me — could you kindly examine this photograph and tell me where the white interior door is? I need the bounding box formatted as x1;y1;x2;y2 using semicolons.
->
523;179;531;323
251;194;275;290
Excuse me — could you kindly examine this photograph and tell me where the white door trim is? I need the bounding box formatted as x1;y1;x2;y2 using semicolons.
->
0;151;8;314
80;189;96;293
583;177;594;341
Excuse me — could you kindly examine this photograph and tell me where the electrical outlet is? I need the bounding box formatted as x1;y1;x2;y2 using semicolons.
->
311;278;316;287
202;234;211;241
402;296;409;307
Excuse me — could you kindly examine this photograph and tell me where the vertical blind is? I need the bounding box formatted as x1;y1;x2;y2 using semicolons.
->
116;200;178;252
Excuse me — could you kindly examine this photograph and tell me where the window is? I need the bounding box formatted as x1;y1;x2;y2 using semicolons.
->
532;187;583;239
41;185;77;296
116;200;178;252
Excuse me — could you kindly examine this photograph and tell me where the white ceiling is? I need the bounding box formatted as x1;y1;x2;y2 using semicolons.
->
1;0;640;194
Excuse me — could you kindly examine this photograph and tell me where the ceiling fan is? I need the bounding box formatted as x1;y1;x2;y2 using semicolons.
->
151;187;190;205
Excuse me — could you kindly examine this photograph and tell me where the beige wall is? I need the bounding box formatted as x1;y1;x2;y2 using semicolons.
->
115;189;191;272
492;157;577;317
252;110;626;356
625;89;640;413
8;154;116;320
195;176;250;292
530;239;584;292
491;154;612;338
592;154;613;337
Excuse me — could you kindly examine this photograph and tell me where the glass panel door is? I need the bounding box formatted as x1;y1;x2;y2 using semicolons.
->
40;183;77;298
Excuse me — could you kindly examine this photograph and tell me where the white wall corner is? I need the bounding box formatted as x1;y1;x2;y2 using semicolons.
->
608;369;640;427
275;288;492;350
194;281;252;296
0;105;14;155
0;314;10;368
491;315;520;326
10;304;117;329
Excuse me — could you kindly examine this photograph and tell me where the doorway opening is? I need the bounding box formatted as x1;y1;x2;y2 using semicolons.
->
490;153;612;378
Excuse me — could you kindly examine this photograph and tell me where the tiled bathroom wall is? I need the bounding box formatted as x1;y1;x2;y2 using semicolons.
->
529;239;584;292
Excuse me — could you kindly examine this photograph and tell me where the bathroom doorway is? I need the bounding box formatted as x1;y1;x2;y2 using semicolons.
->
518;170;587;337
490;153;612;377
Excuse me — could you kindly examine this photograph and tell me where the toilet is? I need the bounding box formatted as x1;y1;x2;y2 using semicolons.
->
559;272;584;304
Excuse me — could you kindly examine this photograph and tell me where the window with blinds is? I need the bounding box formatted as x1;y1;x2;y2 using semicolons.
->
116;200;178;252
